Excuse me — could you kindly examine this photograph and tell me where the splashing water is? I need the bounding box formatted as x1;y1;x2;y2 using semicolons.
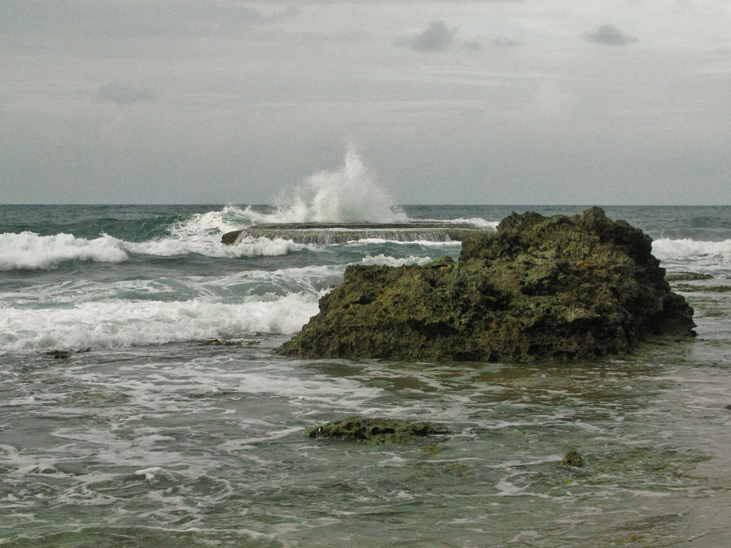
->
271;146;409;224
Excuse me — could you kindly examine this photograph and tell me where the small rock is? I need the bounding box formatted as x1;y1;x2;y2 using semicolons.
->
221;230;242;245
199;339;241;347
45;350;72;359
560;450;584;467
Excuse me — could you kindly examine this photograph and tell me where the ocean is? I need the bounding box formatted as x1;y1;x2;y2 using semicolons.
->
2;199;731;547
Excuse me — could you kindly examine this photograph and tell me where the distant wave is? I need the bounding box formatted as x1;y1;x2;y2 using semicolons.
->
652;238;731;271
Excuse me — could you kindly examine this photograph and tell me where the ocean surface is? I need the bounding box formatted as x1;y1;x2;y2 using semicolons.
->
2;199;731;547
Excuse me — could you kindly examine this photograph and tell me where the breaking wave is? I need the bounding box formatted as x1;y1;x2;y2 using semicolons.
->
0;294;320;352
652;238;731;272
0;231;318;270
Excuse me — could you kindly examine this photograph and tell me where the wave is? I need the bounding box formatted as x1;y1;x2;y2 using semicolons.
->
0;231;320;270
0;232;129;270
652;238;731;271
0;264;351;353
0;293;320;353
125;235;318;259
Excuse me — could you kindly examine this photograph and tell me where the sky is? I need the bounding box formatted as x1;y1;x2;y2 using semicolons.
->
1;0;731;205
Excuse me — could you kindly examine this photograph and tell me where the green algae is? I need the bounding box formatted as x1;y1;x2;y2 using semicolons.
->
280;207;695;362
305;417;448;445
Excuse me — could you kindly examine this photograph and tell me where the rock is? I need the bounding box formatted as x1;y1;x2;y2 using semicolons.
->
666;271;713;282
45;350;73;359
305;417;448;445
221;231;241;245
43;348;91;359
221;223;483;245
560;450;585;467
278;207;695;362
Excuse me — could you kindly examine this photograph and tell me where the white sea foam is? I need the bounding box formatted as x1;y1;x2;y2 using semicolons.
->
167;205;255;238
348;238;462;247
652;238;731;271
0;292;320;353
418;217;499;230
361;254;435;267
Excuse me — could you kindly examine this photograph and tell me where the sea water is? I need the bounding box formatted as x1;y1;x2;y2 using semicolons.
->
2;159;731;546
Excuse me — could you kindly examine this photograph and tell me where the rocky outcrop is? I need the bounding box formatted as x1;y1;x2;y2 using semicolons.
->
279;207;695;362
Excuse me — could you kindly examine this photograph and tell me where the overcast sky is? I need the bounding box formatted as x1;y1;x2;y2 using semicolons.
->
2;0;731;205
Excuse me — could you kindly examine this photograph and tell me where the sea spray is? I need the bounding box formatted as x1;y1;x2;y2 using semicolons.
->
271;146;409;224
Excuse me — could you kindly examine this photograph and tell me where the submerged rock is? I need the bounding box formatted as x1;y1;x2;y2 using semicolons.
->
306;417;448;445
279;207;695;362
560;450;585;467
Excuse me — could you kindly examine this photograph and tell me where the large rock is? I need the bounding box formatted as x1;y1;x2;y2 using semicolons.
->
278;207;695;362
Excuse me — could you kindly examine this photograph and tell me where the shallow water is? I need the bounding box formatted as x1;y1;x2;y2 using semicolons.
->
2;307;731;547
2;203;731;546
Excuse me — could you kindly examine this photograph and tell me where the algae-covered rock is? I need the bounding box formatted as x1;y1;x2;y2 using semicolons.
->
665;271;713;282
560;450;585;467
279;207;695;362
306;417;448;445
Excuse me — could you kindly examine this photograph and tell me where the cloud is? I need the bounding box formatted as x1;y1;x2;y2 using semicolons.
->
493;36;521;48
396;20;458;52
585;24;638;46
96;83;159;105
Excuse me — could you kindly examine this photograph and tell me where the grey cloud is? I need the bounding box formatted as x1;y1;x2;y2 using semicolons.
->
462;39;482;50
96;83;158;105
585;24;638;46
397;20;458;52
493;36;521;47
